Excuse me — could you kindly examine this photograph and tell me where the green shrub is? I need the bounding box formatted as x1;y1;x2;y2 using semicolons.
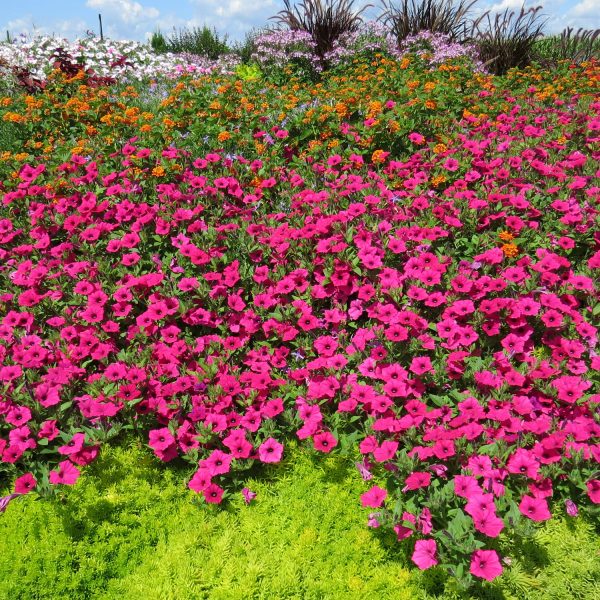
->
533;28;600;66
150;30;169;54
162;26;230;60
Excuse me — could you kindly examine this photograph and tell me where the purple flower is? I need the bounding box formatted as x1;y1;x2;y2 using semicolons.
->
0;493;20;513
565;499;579;517
242;487;257;504
355;460;373;481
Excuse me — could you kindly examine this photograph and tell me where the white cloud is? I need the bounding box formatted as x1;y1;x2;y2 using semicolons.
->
86;0;160;25
3;16;90;39
570;0;599;17
562;0;600;30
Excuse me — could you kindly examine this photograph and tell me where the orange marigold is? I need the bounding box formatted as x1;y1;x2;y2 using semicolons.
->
501;243;519;257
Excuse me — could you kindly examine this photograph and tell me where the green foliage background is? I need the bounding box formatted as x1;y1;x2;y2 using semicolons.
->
1;442;599;599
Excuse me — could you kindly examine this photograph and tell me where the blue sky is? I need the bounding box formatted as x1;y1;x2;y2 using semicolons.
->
0;0;598;43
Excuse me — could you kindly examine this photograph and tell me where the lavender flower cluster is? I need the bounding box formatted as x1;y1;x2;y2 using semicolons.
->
251;29;324;72
251;24;484;75
399;31;485;71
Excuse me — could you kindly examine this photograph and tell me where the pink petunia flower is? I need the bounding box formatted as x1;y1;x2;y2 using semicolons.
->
258;438;284;463
188;467;212;493
470;550;503;581
14;472;37;494
360;485;387;508
49;460;80;485
373;440;399;462
411;539;438;570
403;471;431;491
202;449;233;476
586;480;600;504
203;483;224;504
519;495;551;521
58;433;86;456
313;431;338;453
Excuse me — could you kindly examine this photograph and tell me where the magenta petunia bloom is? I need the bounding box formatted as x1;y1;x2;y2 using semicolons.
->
519;495;551;521
470;550;503;581
188;467;212;493
411;539;438;570
373;440;398;462
454;475;480;498
360;485;387;508
586;480;600;504
58;433;86;456
203;449;233;476
49;460;80;485
313;431;338;453
258;438;284;463
14;473;37;494
203;483;224;504
403;471;431;491
473;511;505;538
148;428;176;452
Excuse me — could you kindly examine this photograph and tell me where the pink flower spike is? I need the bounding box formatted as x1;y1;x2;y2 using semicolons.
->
470;550;503;581
360;485;387;508
412;539;438;570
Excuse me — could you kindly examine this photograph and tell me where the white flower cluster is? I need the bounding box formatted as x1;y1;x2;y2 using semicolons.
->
0;35;239;84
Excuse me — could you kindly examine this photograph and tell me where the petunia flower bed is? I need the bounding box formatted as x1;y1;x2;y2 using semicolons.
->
0;42;599;590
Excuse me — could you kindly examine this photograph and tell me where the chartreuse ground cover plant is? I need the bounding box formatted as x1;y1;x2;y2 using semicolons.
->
0;9;599;594
1;441;599;599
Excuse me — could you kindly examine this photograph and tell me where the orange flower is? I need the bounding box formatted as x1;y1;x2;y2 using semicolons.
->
498;231;514;242
501;243;519;257
371;149;389;164
218;131;231;142
3;112;24;123
152;166;165;177
433;143;447;155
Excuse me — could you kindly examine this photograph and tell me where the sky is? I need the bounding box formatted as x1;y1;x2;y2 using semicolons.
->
0;0;598;44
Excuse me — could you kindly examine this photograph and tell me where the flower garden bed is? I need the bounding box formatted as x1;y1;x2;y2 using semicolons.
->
0;31;599;595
